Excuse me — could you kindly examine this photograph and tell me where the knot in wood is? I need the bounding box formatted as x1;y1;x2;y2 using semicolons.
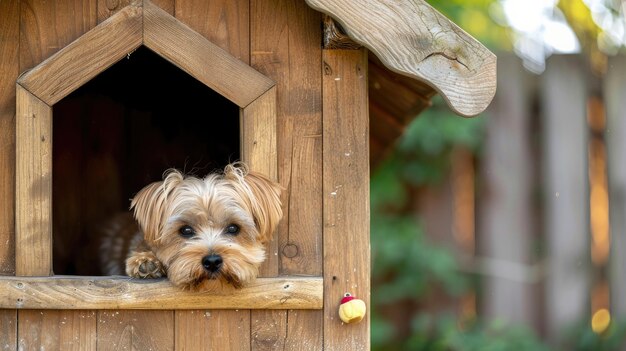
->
282;244;299;258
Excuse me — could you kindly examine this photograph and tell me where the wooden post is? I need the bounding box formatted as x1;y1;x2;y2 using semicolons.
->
0;0;19;347
16;0;98;348
605;55;626;317
480;55;537;326
541;55;589;339
323;48;370;351
250;0;324;349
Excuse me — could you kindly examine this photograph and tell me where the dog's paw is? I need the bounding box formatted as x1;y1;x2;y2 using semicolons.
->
126;252;166;278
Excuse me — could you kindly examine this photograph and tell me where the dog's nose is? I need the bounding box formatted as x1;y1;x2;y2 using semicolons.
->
202;254;223;272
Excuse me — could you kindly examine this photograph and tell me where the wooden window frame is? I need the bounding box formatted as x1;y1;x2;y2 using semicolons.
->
6;0;322;311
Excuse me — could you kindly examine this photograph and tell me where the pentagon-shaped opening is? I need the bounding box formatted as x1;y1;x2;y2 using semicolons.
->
52;46;240;275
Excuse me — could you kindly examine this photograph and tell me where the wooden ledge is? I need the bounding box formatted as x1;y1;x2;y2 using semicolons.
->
0;276;322;310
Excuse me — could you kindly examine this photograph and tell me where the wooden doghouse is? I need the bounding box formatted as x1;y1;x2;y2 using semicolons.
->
0;0;495;349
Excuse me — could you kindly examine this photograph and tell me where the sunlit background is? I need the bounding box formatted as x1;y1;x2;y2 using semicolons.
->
371;0;626;350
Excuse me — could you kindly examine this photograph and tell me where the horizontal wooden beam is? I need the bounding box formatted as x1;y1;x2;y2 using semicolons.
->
0;276;322;310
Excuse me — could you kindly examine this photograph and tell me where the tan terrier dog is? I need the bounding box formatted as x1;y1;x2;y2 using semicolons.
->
98;163;282;291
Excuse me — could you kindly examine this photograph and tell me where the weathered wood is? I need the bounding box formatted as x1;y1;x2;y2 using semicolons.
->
97;311;173;351
18;1;142;106
17;2;99;349
144;0;274;108
306;0;496;117
323;48;370;351
541;55;589;338
480;55;537;326
0;310;17;350
242;86;279;276
176;310;251;350
0;276;323;310
0;0;19;277
175;0;249;61
97;0;173;22
605;55;626;317
19;0;97;72
15;85;53;277
250;0;324;348
17;310;96;351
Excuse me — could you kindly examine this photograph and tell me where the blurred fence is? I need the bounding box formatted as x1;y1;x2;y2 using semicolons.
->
419;53;626;341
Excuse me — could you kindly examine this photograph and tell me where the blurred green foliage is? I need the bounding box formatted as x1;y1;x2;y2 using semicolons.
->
370;98;626;350
371;98;550;350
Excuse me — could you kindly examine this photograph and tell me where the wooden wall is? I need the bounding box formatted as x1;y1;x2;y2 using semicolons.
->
0;0;369;349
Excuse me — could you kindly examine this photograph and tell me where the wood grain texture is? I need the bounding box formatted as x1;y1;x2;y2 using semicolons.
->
15;85;52;277
176;310;251;351
0;310;17;350
322;49;370;351
18;1;142;105
144;0;274;108
0;276;323;310
17;310;96;351
306;0;496;117
97;311;173;351
250;1;324;348
175;0;249;62
0;0;19;277
17;2;99;349
242;86;279;277
19;0;97;72
541;55;588;339
97;0;173;23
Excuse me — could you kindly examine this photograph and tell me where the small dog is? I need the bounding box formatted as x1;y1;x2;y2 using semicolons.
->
98;163;282;291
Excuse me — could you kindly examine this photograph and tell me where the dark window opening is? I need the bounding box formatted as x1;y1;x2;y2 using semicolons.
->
52;46;240;275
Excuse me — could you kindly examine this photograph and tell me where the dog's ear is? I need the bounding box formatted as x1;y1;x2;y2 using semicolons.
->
131;170;184;245
224;163;283;243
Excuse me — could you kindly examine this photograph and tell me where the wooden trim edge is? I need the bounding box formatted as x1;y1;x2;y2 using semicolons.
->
17;1;143;106
0;276;322;310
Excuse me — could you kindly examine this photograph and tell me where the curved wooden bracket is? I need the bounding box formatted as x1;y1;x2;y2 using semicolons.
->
305;0;497;117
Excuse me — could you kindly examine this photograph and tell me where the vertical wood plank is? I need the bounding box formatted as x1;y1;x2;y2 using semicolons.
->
15;85;53;277
97;311;174;351
175;310;250;351
0;310;16;351
480;55;537;326
174;1;253;348
18;1;98;349
17;311;96;351
19;0;97;72
541;55;589;339
250;0;323;349
1;1;20;344
605;55;626;317
175;0;249;61
0;0;19;277
323;48;370;351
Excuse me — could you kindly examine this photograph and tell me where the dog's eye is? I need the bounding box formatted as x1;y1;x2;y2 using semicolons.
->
179;225;195;238
225;224;240;235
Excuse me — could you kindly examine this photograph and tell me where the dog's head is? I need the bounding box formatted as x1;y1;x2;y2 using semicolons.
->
130;163;282;291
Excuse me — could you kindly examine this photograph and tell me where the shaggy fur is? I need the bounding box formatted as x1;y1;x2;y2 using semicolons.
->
98;163;282;291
